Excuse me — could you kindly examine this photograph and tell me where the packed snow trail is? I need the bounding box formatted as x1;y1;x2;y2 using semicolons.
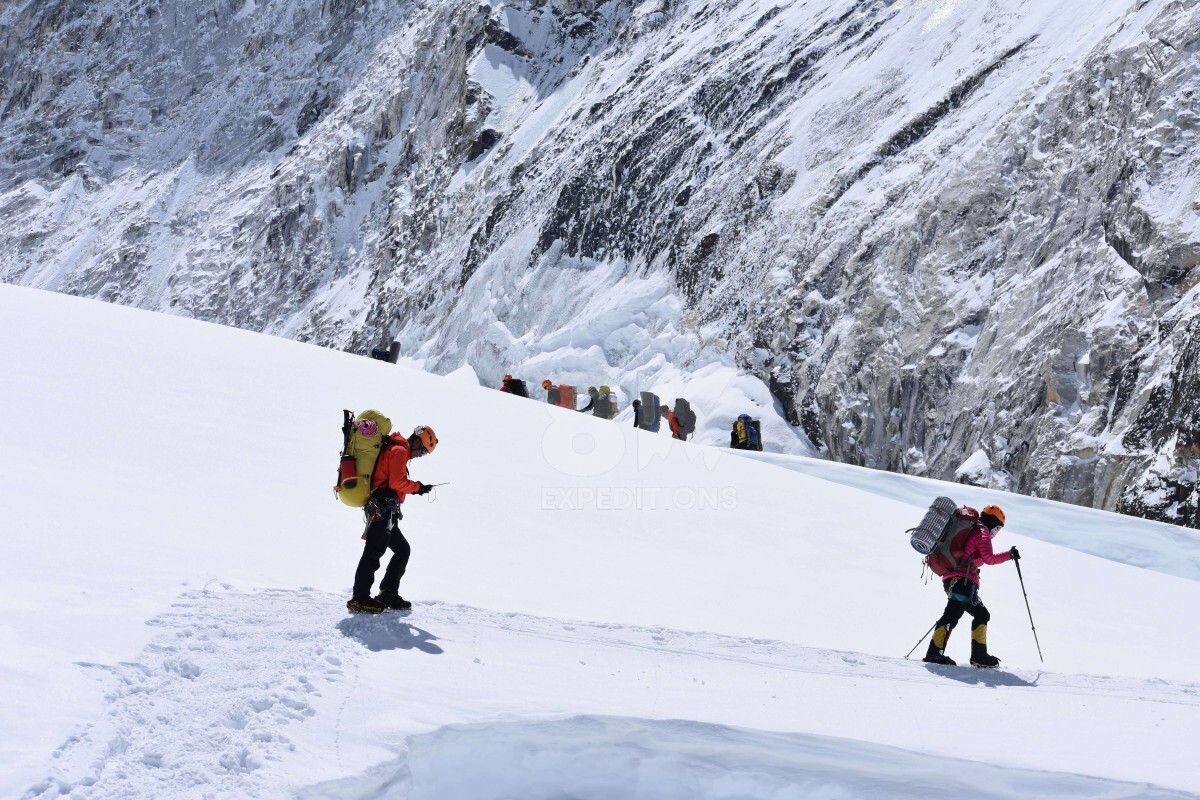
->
23;589;1199;798
22;589;355;799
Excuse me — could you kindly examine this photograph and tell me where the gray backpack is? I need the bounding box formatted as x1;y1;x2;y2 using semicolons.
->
908;496;979;577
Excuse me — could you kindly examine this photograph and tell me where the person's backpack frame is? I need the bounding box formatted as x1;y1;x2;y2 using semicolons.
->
638;391;661;431
674;398;696;439
595;385;617;419
732;414;762;450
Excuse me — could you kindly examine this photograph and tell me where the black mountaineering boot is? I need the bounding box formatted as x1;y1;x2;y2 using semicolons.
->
969;624;1001;668
375;592;412;611
923;625;956;666
347;596;385;614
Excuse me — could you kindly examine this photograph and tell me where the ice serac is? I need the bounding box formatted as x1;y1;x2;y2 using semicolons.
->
0;0;1196;525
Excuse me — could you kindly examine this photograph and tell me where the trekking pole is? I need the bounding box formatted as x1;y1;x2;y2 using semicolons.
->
904;622;937;659
1014;559;1044;663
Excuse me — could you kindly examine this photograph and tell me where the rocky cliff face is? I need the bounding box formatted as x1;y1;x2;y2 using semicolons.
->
1;0;1197;526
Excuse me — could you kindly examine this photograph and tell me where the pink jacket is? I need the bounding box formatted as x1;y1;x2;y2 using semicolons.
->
944;523;1012;586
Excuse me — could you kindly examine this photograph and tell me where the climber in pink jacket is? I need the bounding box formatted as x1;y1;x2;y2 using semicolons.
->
940;516;1014;587
924;504;1020;668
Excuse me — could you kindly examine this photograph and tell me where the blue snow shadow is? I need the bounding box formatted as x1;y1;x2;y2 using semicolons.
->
924;663;1040;688
296;715;1194;800
338;613;444;655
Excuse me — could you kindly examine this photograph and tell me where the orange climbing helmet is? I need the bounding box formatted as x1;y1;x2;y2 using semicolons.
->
981;504;1006;528
411;425;438;455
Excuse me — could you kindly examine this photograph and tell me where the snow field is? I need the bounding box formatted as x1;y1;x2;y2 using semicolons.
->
2;284;1199;797
20;588;1200;799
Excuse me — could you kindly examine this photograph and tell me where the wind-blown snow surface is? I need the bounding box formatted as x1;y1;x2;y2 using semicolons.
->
2;285;1199;798
2;0;1198;524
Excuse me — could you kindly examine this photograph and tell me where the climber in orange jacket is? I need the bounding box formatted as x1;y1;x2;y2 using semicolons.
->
660;405;682;439
348;425;438;614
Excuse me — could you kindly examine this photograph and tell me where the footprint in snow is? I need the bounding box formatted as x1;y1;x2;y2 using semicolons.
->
22;588;359;800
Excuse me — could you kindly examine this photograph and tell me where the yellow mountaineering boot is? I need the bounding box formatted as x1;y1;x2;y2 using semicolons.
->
969;623;1001;668
923;625;956;666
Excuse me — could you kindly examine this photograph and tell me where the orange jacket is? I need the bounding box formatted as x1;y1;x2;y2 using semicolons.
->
662;409;681;438
371;434;423;500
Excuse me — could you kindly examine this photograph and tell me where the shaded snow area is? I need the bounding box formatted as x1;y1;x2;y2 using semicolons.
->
3;285;1200;798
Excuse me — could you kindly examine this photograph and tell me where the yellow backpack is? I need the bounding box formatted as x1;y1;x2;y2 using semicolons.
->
597;385;617;419
334;409;393;507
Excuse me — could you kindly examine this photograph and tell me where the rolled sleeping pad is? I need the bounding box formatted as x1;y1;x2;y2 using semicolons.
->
909;496;958;554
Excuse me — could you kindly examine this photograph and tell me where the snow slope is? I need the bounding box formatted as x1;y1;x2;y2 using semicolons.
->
2;284;1199;798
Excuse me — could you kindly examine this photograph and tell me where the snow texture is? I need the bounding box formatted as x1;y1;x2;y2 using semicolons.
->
2;285;1200;798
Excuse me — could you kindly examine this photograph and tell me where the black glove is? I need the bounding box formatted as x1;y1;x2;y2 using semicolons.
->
1009;547;1021;561
414;483;432;496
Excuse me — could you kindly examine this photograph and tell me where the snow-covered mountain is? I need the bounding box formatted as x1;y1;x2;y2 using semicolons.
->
3;284;1200;798
1;0;1197;526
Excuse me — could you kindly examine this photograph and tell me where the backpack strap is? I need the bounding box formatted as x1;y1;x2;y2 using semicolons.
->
935;524;979;578
933;535;960;573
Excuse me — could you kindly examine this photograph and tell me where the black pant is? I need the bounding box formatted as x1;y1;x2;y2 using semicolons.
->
936;577;991;632
353;511;411;600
